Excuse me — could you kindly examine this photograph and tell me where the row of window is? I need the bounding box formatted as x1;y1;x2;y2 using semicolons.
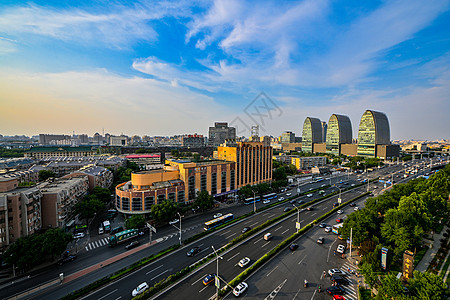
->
116;190;186;211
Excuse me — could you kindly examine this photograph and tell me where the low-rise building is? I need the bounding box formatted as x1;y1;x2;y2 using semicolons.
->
64;165;113;191
25;146;96;159
291;156;327;170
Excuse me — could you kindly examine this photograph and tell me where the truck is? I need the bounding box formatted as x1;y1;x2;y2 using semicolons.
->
103;220;111;233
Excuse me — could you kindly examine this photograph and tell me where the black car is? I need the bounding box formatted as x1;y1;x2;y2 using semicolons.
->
187;246;201;257
289;200;296;204
319;223;327;228
297;200;304;204
349;203;356;207
242;227;251;233
326;285;345;295
289;243;299;251
57;255;77;265
330;274;347;285
125;240;140;250
284;207;291;212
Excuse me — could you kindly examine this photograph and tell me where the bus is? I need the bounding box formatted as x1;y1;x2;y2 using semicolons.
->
315;177;324;182
109;229;139;247
262;193;277;201
204;213;234;231
244;197;255;205
332;223;343;235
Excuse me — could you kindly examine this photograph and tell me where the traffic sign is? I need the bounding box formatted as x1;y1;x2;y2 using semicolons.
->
215;276;220;288
146;223;156;233
296;222;301;229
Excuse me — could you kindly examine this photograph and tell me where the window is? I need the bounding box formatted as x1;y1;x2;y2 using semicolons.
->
157;194;165;204
144;196;154;210
122;197;130;210
200;174;207;192
132;198;142;211
221;171;227;193
177;190;185;202
168;192;176;201
230;170;235;191
211;173;217;195
188;176;196;200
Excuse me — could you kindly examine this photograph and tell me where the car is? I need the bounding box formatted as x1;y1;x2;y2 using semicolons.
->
57;255;77;265
337;244;346;254
242;226;251;233
289;199;296;204
351;183;355;187
333;295;346;300
238;257;251;268
321;184;326;187
354;207;359;211
283;207;291;212
307;207;313;211
98;226;104;235
328;268;345;276
336;218;343;223
297;200;304;204
331;274;348;285
325;226;332;232
289;243;299;251
74;232;85;239
338;234;344;240
203;273;217;285
317;237;324;244
333;202;339;208
169;219;179;225
286;193;292;196
125;240;140;250
319;223;327;228
326;285;345;295
307;193;313;197
349;203;356;207
263;200;270;204
233;281;248;297
279;197;285;201
337;210;343;214
132;282;149;297
187;246;201;257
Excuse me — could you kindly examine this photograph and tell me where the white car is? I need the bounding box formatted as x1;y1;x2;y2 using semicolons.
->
132;282;149;297
286;193;292;196
337;244;346;254
325;226;332;232
263;200;270;204
279;197;285;201
328;268;345;277
169;219;179;225
233;281;248;297
238;257;251;268
354;207;359;211
307;193;313;197
214;213;223;218
74;232;85;239
337;210;343;214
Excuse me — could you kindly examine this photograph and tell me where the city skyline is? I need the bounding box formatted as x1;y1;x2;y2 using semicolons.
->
1;0;450;140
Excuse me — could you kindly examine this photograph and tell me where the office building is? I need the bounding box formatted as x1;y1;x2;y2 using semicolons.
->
182;134;206;148
326;114;353;155
110;136;128;146
281;131;296;143
357;110;391;157
64;165;113;191
24;146;96;159
208;122;236;147
215;140;272;188
302;117;323;153
321;122;327;143
291;156;327;170
39;134;70;145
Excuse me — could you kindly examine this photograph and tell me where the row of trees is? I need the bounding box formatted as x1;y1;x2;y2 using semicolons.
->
4;228;73;270
341;164;450;298
0;147;25;158
75;186;112;222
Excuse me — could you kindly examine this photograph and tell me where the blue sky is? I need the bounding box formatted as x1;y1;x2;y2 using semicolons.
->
0;0;449;140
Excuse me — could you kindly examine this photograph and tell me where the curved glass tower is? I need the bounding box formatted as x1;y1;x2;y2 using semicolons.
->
302;117;323;153
357;110;390;157
326;114;353;155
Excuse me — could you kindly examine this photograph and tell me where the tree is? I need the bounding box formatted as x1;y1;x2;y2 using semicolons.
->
125;215;146;229
92;186;111;203
42;228;73;260
376;274;406;300
332;158;341;165
4;234;44;270
238;185;254;199
75;196;105;222
151;200;178;223
409;270;447;300
39;170;56;181
194;191;214;211
273;167;287;181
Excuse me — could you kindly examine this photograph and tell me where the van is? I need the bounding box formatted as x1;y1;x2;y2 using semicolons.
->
103;220;111;232
98;226;104;235
264;233;272;241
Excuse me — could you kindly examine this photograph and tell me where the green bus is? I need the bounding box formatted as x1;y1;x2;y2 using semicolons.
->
109;229;139;247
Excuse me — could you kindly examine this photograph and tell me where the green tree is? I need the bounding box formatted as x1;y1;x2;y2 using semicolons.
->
409;270;447;300
238;185;254;199
151;200;178;223
75;196;105;222
92;186;111;203
376;274;406;300
42;228;73;260
194;191;214;211
273;167;287;181
4;234;44;270
125;215;146;229
39;170;56;181
332;158;342;165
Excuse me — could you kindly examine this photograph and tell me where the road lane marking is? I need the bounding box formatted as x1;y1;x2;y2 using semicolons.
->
220;230;231;236
114;297;121;300
266;265;278;277
249;222;259;227
281;229;290;235
146;264;164;275
226;233;237;239
311;213;317;217
298;255;307;265
198;285;208;293
265;278;287;300
274;226;283;232
267;213;275;218
254;238;263;244
192;274;207;285
227;252;240;262
98;289;117;300
150;269;169;281
262;241;270;248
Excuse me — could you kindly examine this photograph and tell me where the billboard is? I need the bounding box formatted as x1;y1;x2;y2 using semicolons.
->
403;250;414;280
381;247;388;271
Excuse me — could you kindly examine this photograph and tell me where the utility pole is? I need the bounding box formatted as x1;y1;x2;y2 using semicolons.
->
350;228;353;258
177;212;182;245
293;204;300;232
212;246;223;300
253;190;256;213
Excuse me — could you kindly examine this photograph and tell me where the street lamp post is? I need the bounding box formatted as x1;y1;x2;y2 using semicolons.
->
297;181;300;196
337;186;342;205
253;190;256;213
177;212;182;246
211;246;223;300
292;203;300;232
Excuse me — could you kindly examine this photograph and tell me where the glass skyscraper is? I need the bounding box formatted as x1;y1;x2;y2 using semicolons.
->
302;117;323;153
326;114;353;155
357;110;390;157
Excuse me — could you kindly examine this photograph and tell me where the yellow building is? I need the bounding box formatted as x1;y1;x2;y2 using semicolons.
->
215;140;272;188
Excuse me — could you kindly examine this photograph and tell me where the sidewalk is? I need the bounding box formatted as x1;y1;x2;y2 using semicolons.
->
415;225;448;272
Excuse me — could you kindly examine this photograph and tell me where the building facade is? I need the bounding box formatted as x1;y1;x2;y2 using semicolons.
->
326;114;353;155
357;110;391;157
65;165;113;191
291;156;327;170
182;134;206;148
281;131;296;143
24;146;96;159
302;117;323;153
215;140;272;188
208;122;236;147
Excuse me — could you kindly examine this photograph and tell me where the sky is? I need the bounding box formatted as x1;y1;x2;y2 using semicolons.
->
0;0;449;140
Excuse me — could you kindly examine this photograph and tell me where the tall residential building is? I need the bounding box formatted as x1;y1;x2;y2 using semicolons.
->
281;131;295;143
182;134;206;148
215;140;272;188
326;114;353;155
302;117;323;153
110;136;128;146
357;110;390;157
39;134;70;145
208;122;236;147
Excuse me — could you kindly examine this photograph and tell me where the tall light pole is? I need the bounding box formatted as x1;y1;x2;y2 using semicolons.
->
336;186;342;205
292;203;300;232
212;246;223;300
177;212;182;246
297;181;300;196
253;190;256;213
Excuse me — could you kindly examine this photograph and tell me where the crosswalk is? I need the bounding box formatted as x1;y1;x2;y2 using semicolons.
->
85;238;109;251
338;261;359;300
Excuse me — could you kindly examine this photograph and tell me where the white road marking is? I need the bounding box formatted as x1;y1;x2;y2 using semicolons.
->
311;213;317;217
262;241;270;248
266;265;278;277
150;269;169;281
281;229;290;235
249;222;259;227
254;238;263;244
274;226;283;232
85;246;88;251
226;233;237;239
198;285;208;293
98;289;117;300
221;230;231;236
265;279;287;300
298;255;307;265
227;252;240;262
145;264;164;275
192;274;207;286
